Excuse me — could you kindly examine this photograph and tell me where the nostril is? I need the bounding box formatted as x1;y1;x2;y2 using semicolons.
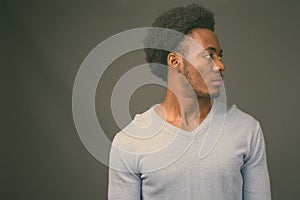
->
213;63;224;72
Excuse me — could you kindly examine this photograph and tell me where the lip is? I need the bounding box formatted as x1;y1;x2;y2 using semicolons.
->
210;78;223;86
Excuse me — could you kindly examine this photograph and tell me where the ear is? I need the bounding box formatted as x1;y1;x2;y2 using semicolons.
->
167;52;184;73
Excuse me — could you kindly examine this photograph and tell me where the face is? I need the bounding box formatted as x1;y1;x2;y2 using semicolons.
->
179;28;225;98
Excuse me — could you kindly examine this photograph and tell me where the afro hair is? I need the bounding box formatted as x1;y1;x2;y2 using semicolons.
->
144;4;215;82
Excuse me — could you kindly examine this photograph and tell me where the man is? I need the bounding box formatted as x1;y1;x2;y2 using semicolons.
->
108;4;271;200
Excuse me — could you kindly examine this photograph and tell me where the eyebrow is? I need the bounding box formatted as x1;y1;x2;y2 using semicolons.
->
205;47;223;54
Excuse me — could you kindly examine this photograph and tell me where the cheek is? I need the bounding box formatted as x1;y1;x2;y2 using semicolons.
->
187;66;210;84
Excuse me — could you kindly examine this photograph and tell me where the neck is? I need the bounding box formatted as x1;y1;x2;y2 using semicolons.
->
155;88;213;131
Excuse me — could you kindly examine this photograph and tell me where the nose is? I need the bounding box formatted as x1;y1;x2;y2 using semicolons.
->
213;59;225;72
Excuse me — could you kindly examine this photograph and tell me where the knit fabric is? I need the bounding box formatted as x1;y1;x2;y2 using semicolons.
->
108;102;271;200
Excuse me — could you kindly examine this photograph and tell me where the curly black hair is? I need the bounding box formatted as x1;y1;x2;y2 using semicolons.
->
144;4;215;82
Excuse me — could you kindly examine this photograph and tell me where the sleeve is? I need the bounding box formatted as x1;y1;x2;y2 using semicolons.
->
108;134;142;200
241;123;272;200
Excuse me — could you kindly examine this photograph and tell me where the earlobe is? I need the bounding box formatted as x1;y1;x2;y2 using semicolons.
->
175;63;181;73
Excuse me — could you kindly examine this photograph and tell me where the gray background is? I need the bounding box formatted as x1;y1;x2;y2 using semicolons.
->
4;0;300;199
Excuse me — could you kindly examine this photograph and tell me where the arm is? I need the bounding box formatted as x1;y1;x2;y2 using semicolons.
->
241;123;272;200
108;135;142;200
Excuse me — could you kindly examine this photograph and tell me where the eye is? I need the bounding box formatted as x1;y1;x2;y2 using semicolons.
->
203;53;223;62
204;54;213;59
218;55;223;61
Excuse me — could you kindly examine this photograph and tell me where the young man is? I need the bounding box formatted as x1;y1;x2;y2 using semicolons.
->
108;4;271;200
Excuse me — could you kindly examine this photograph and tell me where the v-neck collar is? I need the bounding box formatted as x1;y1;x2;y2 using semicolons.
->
149;100;217;137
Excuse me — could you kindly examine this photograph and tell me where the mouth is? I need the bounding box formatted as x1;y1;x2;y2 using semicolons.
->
210;77;223;87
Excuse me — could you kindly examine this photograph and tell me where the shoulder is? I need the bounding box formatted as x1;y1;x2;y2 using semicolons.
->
112;105;173;154
221;104;263;143
221;104;265;155
225;104;260;130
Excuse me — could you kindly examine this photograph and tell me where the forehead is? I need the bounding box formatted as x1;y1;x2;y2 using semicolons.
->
188;28;222;51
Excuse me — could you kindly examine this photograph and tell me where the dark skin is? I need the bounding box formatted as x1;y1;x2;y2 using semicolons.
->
155;28;225;132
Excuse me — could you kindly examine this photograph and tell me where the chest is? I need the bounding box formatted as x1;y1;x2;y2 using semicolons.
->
139;131;246;188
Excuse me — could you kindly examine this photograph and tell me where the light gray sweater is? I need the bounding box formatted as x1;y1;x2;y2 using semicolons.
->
108;102;271;200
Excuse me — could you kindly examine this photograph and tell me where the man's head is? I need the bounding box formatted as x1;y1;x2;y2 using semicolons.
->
144;4;224;98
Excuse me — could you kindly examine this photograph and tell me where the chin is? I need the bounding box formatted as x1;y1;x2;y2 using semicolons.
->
195;89;220;99
209;92;221;99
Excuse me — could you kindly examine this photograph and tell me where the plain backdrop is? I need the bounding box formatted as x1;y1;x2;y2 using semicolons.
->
4;0;300;199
